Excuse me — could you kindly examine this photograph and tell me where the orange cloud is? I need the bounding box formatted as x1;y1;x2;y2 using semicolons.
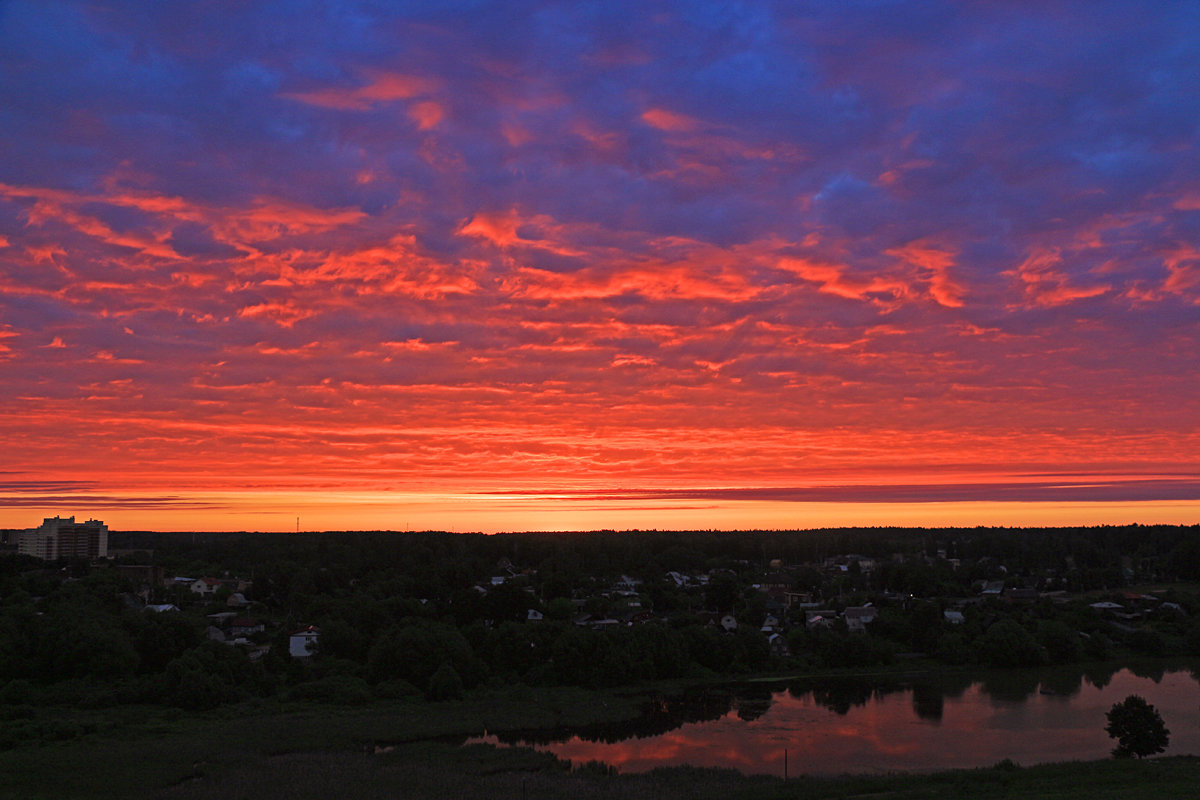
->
887;240;965;307
642;107;701;132
409;100;445;130
570;119;623;152
1163;245;1200;300
2;183;180;260
777;256;910;304
237;300;316;327
1007;247;1110;307
2;182;367;255
282;71;439;111
220;198;367;242
458;209;585;257
1173;193;1200;210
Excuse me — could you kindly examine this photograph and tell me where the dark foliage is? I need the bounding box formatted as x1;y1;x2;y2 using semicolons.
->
1105;695;1170;758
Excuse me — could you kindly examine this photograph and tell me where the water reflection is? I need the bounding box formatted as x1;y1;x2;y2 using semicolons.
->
473;663;1200;776
911;681;943;721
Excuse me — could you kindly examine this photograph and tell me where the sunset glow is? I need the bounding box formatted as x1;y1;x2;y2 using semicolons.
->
1;2;1197;531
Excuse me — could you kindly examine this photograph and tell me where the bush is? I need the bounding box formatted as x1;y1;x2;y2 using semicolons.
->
426;663;463;701
287;674;373;705
1126;628;1167;657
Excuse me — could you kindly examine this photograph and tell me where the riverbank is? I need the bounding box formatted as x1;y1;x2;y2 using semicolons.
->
1;669;1197;798
3;715;1197;800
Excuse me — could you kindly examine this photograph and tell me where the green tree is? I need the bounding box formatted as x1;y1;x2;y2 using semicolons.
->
1105;695;1170;758
426;663;463;701
977;619;1046;668
1036;620;1082;664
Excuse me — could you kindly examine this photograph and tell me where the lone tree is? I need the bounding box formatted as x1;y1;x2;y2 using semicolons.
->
1105;695;1170;758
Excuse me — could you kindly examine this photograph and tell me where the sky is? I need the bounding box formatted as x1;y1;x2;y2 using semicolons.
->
1;0;1198;532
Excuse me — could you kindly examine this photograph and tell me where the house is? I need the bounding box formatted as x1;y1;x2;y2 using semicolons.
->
613;575;641;594
226;592;249;607
289;626;320;658
943;610;965;625
805;610;837;631
1090;601;1124;612
144;603;179;613
229;618;264;637
843;605;878;633
190;577;224;596
785;591;815;608
526;608;544;622
768;632;790;658
760;572;790;593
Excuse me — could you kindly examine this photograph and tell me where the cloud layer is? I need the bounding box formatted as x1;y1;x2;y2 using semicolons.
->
1;1;1197;528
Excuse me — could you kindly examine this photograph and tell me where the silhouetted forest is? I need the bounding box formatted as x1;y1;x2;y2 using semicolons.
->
1;524;1199;739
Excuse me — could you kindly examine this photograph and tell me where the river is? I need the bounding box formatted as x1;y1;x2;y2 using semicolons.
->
472;663;1200;776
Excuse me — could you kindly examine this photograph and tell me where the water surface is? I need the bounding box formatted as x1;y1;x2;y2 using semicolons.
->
477;665;1200;776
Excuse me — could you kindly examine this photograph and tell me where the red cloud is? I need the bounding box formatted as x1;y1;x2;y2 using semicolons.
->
887;240;966;308
642;107;701;132
282;71;439;111
1006;247;1111;307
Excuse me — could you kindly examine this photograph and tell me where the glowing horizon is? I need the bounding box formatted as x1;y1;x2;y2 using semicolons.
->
1;2;1198;532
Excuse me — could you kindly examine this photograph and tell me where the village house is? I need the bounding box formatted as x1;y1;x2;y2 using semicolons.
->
843;605;878;633
190;577;224;596
805;609;837;631
229;618;265;637
289;626;320;658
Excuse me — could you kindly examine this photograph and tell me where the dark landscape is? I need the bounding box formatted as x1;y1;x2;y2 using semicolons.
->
2;524;1199;798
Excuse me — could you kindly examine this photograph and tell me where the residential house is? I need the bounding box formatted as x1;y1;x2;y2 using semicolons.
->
190;577;224;596
229;618;264;637
289;626;320;658
144;603;179;613
843;605;878;633
805;610;837;631
768;632;790;658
